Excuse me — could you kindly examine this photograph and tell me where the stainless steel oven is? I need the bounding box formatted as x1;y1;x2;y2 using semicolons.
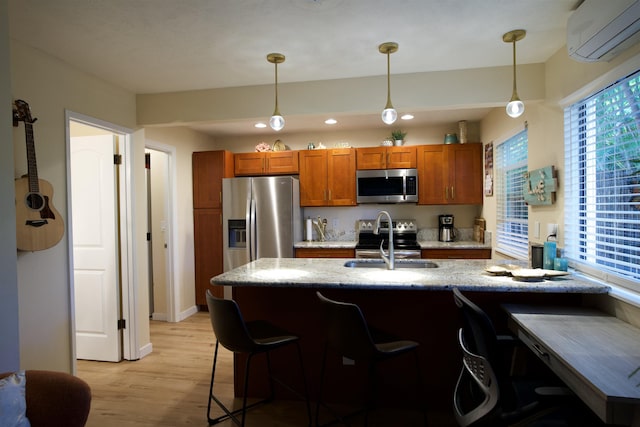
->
354;219;421;259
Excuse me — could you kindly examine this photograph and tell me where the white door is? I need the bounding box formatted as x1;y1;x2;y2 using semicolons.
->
71;135;121;362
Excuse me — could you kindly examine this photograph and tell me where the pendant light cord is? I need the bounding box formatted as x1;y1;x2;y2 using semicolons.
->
511;39;518;100
273;61;280;116
385;51;393;109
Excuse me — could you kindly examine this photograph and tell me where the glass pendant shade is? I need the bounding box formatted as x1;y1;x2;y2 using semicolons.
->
382;107;397;125
506;99;525;118
503;30;526;119
269;114;285;131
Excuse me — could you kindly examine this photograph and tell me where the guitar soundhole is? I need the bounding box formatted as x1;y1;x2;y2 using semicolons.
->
26;192;45;211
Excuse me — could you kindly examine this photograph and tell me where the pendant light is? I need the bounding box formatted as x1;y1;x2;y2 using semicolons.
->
379;42;398;125
503;29;526;118
267;53;285;131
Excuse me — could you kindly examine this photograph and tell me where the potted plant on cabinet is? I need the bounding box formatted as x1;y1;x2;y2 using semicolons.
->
391;129;407;146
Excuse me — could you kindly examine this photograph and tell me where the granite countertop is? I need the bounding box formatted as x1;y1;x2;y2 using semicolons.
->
211;258;609;294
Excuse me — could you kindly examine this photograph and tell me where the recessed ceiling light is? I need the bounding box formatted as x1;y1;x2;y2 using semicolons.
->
255;122;267;128
401;114;414;120
324;118;337;125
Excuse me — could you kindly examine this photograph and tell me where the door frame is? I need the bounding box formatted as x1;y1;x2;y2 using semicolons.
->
65;110;138;364
145;140;179;322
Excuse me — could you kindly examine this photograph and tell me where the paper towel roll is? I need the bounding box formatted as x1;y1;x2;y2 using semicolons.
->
306;218;313;241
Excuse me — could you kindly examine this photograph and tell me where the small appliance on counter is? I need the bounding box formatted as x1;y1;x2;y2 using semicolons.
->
438;214;456;242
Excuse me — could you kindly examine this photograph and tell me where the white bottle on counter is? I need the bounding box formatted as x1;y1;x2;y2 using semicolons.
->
306;217;313;241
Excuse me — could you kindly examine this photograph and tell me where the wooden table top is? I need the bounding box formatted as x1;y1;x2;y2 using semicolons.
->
503;304;640;425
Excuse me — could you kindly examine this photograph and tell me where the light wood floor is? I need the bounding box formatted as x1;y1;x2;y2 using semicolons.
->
77;311;447;427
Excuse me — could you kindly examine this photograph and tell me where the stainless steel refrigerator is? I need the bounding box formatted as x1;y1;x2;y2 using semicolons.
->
222;176;302;271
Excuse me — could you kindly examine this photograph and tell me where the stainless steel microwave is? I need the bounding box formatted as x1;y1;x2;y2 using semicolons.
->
356;168;418;203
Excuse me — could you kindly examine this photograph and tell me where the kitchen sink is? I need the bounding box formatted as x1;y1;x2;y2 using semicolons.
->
343;259;438;269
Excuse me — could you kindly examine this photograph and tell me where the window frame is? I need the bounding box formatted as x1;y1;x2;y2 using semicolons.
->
494;129;529;260
564;70;640;290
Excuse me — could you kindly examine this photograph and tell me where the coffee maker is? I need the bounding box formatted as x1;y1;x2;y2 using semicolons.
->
438;214;456;242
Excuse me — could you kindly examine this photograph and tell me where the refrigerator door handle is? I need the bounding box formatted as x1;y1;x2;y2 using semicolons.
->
249;197;257;261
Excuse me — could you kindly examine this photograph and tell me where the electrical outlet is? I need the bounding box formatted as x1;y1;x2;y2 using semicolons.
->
332;218;339;229
547;223;558;237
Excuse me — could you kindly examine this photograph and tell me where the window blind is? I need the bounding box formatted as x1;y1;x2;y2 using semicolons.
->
565;71;640;285
495;130;529;259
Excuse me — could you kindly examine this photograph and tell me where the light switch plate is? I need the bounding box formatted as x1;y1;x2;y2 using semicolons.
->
534;221;540;238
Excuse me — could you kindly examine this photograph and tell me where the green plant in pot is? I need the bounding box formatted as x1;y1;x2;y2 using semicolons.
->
391;129;407;145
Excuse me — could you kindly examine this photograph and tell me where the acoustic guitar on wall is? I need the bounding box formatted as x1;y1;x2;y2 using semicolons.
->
13;99;64;251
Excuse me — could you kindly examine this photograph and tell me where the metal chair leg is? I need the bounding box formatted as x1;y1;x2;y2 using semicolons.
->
207;343;272;426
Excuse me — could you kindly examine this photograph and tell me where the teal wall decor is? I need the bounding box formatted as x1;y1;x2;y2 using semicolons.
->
523;166;557;205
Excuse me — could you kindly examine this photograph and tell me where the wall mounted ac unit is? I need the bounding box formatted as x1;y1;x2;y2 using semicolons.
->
567;0;640;62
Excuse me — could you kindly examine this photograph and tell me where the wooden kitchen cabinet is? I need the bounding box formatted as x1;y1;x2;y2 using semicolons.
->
422;248;491;259
417;143;483;205
192;150;234;306
295;247;355;258
299;148;356;206
193;150;234;209
356;146;417;170
234;151;299;176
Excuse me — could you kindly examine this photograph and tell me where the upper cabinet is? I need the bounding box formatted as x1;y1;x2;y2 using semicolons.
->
193;150;235;209
299;148;356;206
356;146;416;170
417;143;483;205
234;151;299;176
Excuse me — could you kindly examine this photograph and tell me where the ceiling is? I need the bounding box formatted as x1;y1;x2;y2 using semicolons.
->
8;0;582;136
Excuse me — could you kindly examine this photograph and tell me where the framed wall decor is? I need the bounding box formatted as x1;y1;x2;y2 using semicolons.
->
484;142;493;196
523;165;558;205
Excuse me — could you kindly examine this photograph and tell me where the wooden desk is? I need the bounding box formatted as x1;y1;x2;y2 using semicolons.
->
503;304;640;426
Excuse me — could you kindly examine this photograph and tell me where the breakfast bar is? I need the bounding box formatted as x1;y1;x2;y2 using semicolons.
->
211;258;610;424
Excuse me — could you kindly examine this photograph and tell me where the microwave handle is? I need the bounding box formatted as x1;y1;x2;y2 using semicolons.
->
402;176;407;201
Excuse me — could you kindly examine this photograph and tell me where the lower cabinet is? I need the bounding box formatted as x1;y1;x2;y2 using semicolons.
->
194;209;224;304
422;248;491;259
295;248;355;258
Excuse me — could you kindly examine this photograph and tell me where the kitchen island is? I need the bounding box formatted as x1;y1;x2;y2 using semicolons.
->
210;258;609;425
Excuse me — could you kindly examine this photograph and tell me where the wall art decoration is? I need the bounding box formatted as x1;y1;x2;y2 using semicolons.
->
484;142;493;197
523;165;557;205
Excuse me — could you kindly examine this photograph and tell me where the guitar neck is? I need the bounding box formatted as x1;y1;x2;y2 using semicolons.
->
25;122;40;194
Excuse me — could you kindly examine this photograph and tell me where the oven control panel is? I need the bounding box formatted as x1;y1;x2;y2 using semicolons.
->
357;219;417;233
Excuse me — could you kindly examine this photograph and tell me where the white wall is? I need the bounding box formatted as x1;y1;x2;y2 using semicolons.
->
0;0;20;372
144;127;217;315
10;39;139;372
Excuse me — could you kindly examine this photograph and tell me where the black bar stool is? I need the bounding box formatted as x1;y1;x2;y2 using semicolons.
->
315;291;427;426
205;289;311;426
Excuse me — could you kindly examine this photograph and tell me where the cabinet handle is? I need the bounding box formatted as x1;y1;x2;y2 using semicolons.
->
445;187;449;200
328;190;332;200
451;186;455;199
387;153;390;166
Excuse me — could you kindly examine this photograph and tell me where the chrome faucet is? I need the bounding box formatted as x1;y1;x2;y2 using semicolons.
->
374;210;394;270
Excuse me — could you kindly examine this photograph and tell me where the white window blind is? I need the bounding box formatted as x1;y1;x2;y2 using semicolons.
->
565;70;640;285
495;130;529;259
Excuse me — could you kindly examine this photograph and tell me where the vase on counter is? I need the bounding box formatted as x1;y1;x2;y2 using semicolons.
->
394;139;403;146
